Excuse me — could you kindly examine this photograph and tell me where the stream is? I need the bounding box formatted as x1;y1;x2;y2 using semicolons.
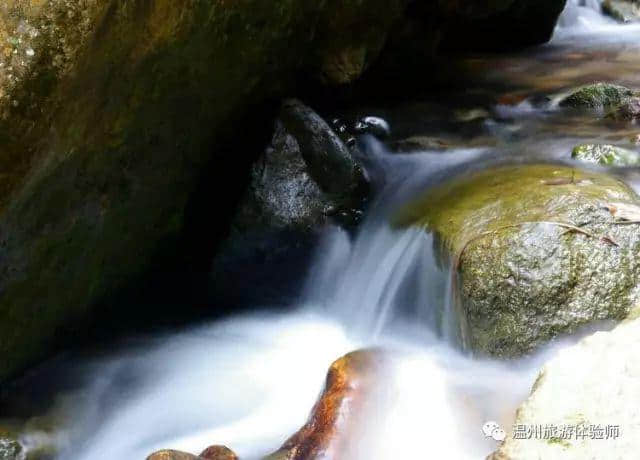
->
5;2;640;459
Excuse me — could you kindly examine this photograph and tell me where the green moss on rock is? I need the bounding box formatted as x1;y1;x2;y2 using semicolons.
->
559;82;635;109
572;144;640;166
396;164;640;357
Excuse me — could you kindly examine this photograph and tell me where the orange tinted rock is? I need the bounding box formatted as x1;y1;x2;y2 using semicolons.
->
265;349;390;460
199;445;238;460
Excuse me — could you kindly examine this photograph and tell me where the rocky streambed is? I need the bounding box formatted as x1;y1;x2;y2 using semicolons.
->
4;1;640;460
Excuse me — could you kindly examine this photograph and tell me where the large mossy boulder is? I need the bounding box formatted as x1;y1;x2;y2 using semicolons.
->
396;165;640;357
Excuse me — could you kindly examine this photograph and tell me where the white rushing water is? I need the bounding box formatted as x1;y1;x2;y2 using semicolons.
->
42;141;582;460
554;0;640;42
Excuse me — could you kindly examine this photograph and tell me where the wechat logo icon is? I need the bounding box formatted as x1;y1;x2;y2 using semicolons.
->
483;421;507;442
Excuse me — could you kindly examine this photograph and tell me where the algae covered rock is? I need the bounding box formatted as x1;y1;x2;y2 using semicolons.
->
490;317;640;460
559;83;635;109
396;165;640;357
572;144;640;167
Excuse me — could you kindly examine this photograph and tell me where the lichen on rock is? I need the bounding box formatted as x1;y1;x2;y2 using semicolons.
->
396;164;640;357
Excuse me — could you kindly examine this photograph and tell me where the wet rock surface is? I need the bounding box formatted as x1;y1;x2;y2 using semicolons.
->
397;164;640;357
572;143;640;166
213;100;367;306
559;82;635;109
490;316;640;460
265;349;390;460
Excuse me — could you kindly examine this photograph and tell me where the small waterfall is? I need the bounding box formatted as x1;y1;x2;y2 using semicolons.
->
554;0;626;40
303;138;476;347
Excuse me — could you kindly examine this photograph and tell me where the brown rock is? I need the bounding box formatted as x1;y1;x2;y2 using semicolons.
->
265;349;390;460
199;445;238;460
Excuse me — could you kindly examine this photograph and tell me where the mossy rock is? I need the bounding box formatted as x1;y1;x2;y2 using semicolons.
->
559;83;635;109
572;144;640;167
396;164;640;357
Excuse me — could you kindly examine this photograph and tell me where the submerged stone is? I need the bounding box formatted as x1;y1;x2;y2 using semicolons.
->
572;144;640;167
559;83;635;109
396;164;640;357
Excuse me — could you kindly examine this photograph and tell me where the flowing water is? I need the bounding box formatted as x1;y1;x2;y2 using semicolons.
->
5;4;640;460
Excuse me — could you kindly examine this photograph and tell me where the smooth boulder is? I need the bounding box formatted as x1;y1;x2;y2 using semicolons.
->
396;164;640;357
490;316;640;459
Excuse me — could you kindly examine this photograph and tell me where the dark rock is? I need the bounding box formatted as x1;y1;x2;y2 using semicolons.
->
213;101;366;307
233;99;367;234
439;0;569;52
